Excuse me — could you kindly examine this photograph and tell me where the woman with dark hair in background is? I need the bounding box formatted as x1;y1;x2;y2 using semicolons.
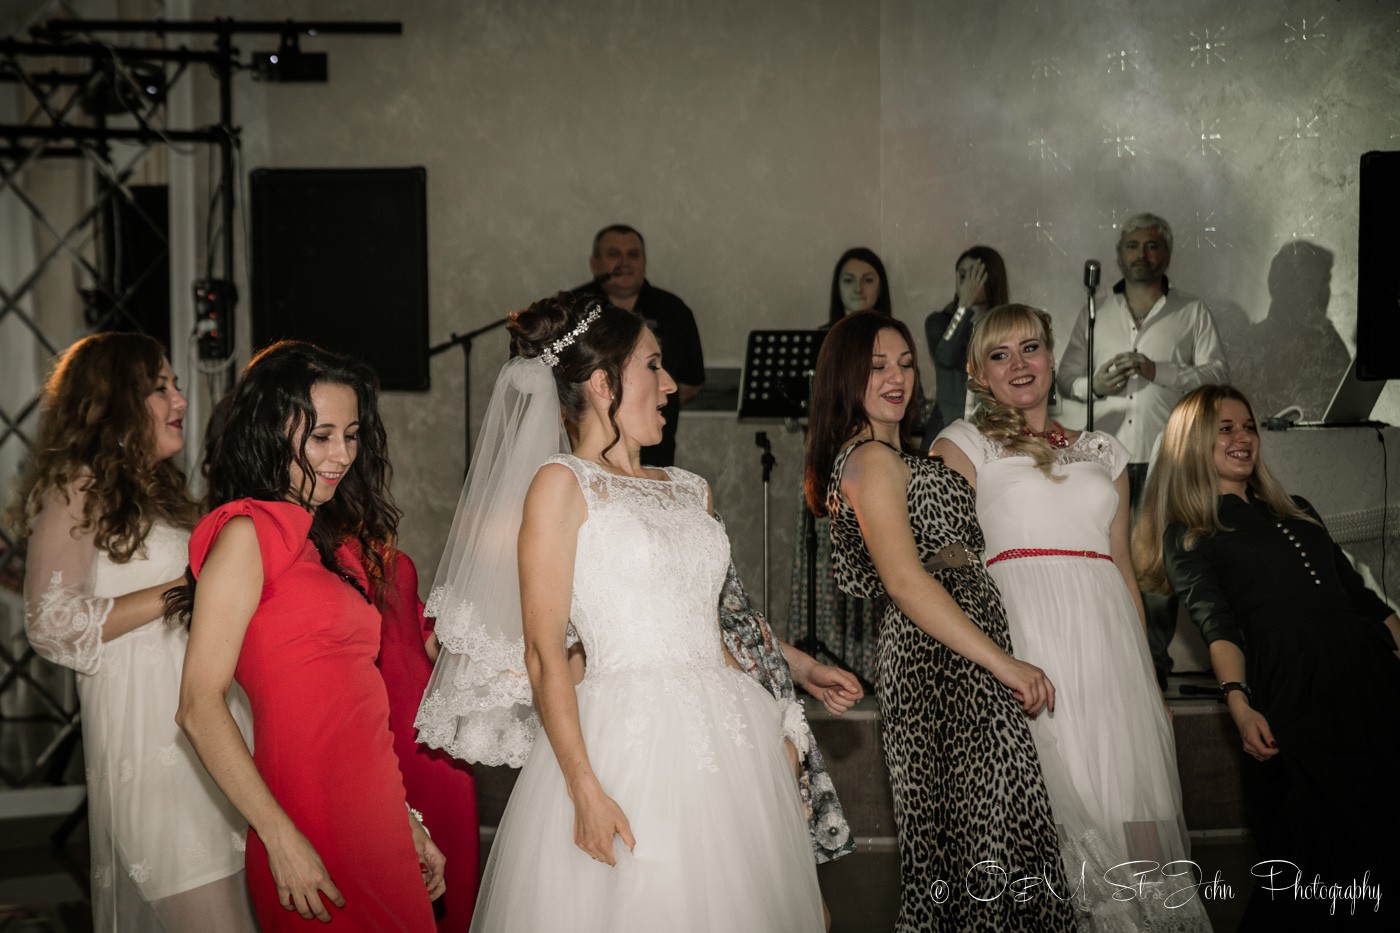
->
418;293;824;931
923;245;1009;443
826;246;892;325
791;247;896;689
807;310;1073;932
1135;384;1400;929
173;341;443;930
934;305;1209;931
9;333;256;932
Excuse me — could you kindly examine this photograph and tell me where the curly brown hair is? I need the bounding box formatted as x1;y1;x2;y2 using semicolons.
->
6;332;200;561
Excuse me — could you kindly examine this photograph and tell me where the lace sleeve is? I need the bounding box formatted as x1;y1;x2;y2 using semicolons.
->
22;486;112;675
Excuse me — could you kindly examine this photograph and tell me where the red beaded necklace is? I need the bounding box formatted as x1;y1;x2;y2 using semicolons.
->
1020;420;1071;449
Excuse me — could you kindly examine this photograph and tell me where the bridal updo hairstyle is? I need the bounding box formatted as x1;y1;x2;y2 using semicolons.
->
508;291;645;456
966;303;1061;478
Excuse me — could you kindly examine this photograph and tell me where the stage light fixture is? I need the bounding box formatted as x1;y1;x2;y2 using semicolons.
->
251;32;327;83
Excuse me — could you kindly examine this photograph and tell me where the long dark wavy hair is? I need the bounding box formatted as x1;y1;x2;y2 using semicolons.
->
166;341;400;622
827;247;893;324
6;332;200;560
509;291;645;458
805;311;922;515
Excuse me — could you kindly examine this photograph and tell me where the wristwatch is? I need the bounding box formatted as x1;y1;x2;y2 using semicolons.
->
1219;681;1251;700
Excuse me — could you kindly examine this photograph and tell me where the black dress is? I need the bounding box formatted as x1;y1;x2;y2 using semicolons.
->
1165;493;1400;929
828;440;1075;932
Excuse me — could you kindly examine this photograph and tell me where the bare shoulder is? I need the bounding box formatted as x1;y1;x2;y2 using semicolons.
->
524;462;586;524
842;441;910;494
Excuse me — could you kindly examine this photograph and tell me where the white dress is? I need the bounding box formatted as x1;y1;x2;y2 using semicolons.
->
938;421;1212;932
471;456;824;932
23;489;255;933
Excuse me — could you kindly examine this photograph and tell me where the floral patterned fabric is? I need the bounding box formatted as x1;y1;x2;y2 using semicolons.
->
718;534;856;864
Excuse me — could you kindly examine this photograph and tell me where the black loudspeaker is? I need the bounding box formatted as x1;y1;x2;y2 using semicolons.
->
250;167;430;391
1357;151;1400;381
94;183;170;349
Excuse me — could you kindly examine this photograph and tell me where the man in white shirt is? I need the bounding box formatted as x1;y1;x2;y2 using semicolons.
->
1057;213;1228;689
1058;213;1228;500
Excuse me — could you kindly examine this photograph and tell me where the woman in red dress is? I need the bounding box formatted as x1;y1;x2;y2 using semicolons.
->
173;341;445;929
376;547;480;931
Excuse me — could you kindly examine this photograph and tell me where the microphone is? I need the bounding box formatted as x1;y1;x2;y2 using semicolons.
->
591;266;620;285
1083;260;1101;291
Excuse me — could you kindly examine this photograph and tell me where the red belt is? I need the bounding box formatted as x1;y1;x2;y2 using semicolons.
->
986;548;1113;567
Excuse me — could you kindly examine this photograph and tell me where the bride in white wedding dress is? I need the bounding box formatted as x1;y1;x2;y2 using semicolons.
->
416;293;823;932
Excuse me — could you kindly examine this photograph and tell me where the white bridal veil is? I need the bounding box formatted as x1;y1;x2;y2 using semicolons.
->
415;356;569;767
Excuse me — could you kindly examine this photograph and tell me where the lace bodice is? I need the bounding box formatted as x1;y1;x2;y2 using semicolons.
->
548;455;731;676
937;419;1129;555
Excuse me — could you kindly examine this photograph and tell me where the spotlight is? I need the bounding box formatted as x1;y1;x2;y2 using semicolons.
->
251;33;327;83
80;60;167;115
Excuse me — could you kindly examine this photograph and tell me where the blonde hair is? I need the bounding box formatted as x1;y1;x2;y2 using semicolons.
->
966;304;1061;478
1133;384;1314;594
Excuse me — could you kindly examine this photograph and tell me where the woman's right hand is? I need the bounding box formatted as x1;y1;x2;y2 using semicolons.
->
987;654;1056;717
1227;697;1278;762
956;258;987;308
571;782;636;866
265;827;344;922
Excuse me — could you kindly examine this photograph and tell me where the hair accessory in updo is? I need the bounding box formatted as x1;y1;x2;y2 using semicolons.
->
540;301;603;367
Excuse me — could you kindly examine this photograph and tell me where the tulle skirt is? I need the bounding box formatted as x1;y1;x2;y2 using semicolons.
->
471;665;824;932
992;557;1213;931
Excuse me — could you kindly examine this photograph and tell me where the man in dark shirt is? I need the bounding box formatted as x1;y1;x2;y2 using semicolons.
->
573;224;705;466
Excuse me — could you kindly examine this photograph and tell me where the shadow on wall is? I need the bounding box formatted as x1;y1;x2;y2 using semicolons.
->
1214;241;1349;420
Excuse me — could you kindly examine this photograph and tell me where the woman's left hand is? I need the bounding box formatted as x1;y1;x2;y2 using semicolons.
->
409;814;447;901
806;664;864;715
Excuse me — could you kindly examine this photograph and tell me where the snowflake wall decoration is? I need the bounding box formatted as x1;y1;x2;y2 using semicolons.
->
1098;208;1130;234
1103;124;1141;158
1188;212;1228;249
1283;17;1327;59
1189;27;1227;66
1191;118;1225;157
1031;55;1062;81
1106;46;1140;73
1027;134;1071;172
1278;113;1322;153
1023;212;1066;256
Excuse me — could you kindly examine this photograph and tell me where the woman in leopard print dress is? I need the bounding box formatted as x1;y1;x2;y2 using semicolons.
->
805;312;1075;932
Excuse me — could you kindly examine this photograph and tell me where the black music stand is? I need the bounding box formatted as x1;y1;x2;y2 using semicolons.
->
738;330;869;690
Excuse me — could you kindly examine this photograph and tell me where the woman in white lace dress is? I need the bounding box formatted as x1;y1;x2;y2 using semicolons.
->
8;333;255;932
932;305;1210;931
416;293;823;932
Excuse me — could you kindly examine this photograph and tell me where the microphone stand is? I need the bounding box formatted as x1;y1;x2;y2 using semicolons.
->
1085;283;1098;432
754;431;775;619
429;316;510;469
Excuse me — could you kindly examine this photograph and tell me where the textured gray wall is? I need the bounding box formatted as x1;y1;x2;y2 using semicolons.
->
16;0;1381;634
880;0;1400;426
197;0;882;632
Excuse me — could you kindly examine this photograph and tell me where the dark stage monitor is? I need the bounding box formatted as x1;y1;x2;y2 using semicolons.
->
1356;150;1400;382
250;167;430;391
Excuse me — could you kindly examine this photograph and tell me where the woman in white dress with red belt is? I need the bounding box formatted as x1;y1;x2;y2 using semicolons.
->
932;304;1211;931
